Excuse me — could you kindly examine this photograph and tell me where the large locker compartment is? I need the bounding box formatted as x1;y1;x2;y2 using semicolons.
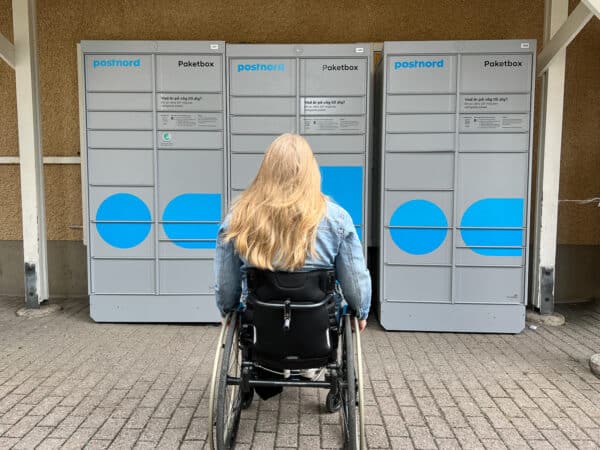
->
377;40;535;332
226;44;371;250
80;41;225;322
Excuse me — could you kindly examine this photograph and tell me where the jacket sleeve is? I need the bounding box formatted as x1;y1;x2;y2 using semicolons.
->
214;220;242;317
334;210;372;320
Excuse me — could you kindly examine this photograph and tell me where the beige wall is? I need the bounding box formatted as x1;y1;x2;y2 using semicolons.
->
0;0;598;244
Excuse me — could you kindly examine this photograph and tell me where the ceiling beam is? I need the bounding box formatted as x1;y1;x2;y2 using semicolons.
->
0;32;15;69
537;1;595;75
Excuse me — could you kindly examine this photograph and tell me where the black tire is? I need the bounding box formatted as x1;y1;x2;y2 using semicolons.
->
341;315;358;449
241;387;254;410
326;389;342;413
216;314;243;449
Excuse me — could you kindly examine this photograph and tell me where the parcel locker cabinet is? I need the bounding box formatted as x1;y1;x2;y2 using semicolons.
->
226;44;371;249
377;40;535;333
80;41;226;322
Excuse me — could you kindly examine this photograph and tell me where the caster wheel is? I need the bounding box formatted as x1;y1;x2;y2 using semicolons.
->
241;388;254;410
326;389;342;413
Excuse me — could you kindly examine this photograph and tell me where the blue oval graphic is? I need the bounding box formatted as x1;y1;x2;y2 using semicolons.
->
162;193;221;249
96;193;151;249
389;200;448;255
320;165;363;241
460;198;524;256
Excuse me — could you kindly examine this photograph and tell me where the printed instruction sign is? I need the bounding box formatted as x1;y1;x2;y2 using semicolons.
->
301;116;365;134
157;112;222;130
301;97;365;115
460;114;529;132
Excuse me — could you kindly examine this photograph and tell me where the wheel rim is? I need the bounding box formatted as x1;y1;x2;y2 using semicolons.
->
340;315;358;449
216;315;243;449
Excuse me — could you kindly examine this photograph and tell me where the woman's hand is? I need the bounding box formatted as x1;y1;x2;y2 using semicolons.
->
352;318;367;332
357;319;367;332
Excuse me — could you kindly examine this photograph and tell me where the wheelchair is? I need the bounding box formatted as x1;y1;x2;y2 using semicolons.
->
208;269;366;449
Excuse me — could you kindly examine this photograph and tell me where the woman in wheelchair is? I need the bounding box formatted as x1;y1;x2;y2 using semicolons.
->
209;133;370;449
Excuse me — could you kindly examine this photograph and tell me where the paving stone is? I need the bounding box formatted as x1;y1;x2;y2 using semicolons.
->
29;396;63;416
110;427;142;448
572;441;599;450
0;403;34;425
38;405;73;427
61;426;97;448
278;401;299;423
180;440;204;450
12;426;52;449
253;431;276;449
124;407;154;429
425;415;455;439
467;415;500;440
0;437;19;448
366;424;390;448
320;424;343;448
511;416;544;440
138;417;169;442
400;406;425;426
236;418;255;444
167;406;194;429
275;423;299;447
92;417;126;441
47;415;86;439
299;413;319;435
36;437;67;449
80;407;112;429
4;415;42;438
185;417;208;441
256;409;278;432
495;427;529;449
480;438;509;449
383;415;409;437
298;434;321;449
393;388;416;407
389;436;414;449
439;406;468;428
453;427;485;449
85;439;112;449
363;404;384;425
156;427;186;448
520;440;551;450
541;429;578;450
133;440;159;449
435;437;461;449
0;296;599;449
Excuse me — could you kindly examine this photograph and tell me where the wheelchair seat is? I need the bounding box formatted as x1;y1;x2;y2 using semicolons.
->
243;268;339;370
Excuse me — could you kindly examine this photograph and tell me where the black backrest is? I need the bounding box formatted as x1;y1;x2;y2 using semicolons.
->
244;269;338;370
247;269;336;302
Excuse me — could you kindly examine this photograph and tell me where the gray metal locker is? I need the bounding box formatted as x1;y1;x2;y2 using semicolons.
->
226;44;372;249
376;40;536;333
79;41;226;322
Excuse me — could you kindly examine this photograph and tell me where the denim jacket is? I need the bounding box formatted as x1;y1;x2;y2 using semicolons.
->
214;201;372;320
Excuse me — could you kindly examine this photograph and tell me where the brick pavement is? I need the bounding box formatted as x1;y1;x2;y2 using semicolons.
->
0;295;599;449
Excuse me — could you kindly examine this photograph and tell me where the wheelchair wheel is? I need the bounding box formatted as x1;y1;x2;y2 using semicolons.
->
215;313;243;449
340;314;359;449
353;317;367;449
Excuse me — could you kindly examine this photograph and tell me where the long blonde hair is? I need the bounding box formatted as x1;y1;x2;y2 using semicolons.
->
224;133;327;271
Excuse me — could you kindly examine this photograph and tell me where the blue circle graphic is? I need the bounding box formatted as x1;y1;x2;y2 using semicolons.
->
389;200;448;255
162;193;222;249
96;193;151;249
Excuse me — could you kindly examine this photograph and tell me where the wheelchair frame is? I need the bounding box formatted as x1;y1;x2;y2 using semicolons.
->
208;310;366;449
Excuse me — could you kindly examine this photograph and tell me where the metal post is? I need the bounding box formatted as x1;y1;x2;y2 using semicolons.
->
12;0;49;307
